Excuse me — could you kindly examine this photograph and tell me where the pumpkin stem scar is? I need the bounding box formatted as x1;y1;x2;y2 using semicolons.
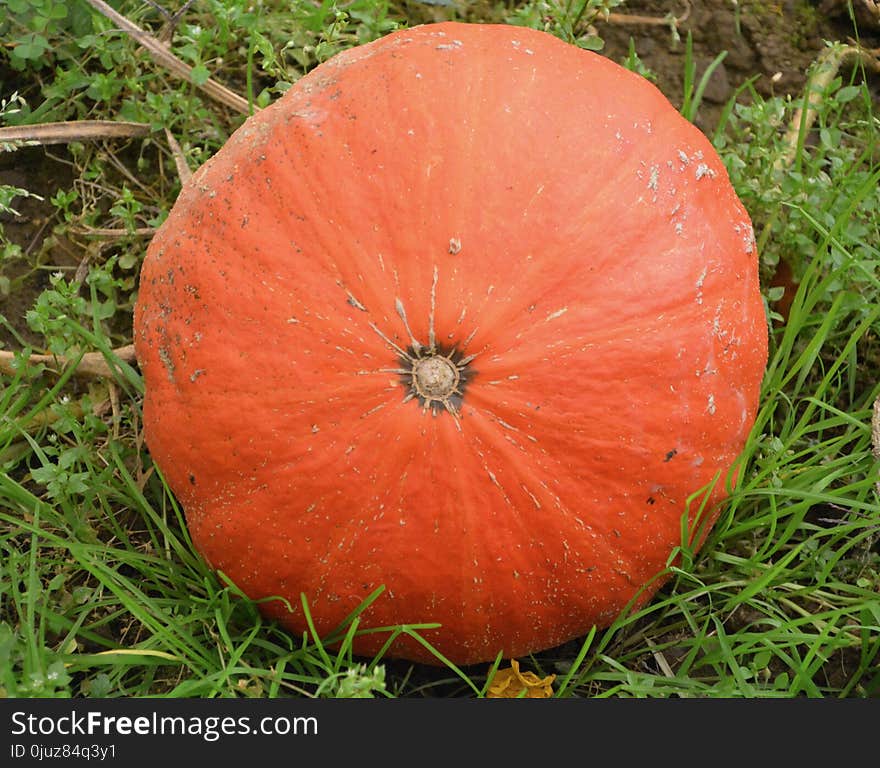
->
413;355;458;399
401;344;470;416
365;267;475;417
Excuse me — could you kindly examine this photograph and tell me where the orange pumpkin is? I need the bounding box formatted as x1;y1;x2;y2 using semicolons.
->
134;22;768;665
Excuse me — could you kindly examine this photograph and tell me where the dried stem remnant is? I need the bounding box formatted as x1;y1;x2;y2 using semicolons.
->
0;120;151;147
776;43;880;170
0;345;137;379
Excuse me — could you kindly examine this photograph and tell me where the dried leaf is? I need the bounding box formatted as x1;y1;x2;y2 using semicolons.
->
486;659;555;699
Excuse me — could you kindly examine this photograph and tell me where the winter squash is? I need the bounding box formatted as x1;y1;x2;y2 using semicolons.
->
135;22;768;665
133;22;768;665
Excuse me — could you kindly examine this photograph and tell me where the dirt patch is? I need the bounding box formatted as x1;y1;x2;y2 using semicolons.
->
596;0;880;131
0;147;78;350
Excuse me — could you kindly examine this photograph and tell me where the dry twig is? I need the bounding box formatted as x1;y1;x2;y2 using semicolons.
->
0;120;150;146
83;0;252;114
777;43;880;169
607;1;691;28
70;226;156;238
164;127;193;185
0;345;137;380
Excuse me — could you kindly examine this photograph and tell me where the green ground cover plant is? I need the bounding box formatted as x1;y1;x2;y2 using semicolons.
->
1;0;878;698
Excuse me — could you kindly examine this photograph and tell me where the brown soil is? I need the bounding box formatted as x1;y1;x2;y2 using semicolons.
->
0;150;78;349
1;0;878;350
596;0;880;131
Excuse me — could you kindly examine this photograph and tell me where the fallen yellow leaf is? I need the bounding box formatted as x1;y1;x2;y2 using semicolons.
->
486;659;555;698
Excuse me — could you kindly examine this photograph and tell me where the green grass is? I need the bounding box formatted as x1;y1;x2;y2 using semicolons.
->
1;1;879;698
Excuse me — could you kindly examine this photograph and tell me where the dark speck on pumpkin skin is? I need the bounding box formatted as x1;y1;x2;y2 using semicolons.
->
664;449;678;462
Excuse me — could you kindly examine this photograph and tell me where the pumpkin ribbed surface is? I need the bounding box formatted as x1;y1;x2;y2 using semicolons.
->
134;22;768;664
